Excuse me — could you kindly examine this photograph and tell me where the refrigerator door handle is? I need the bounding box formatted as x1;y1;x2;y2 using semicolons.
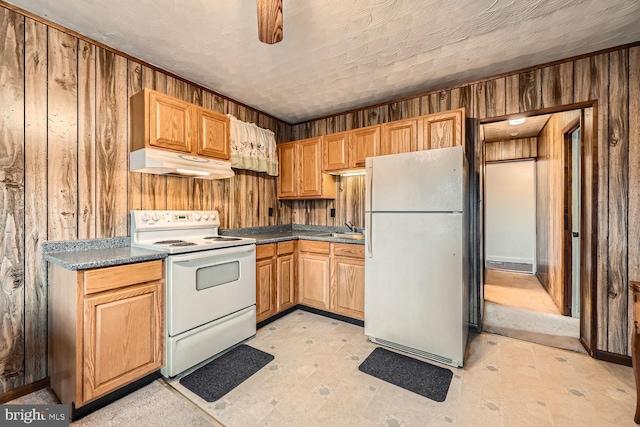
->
367;163;373;258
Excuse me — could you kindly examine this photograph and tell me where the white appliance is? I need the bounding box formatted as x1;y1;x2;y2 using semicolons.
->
364;146;469;367
131;210;256;377
130;148;235;179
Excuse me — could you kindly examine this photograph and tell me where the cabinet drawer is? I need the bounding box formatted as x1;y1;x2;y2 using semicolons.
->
277;241;296;255
299;240;330;255
333;243;365;259
84;260;163;295
256;243;276;260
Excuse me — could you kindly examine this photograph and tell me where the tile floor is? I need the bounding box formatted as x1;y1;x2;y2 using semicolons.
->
11;309;637;426
484;269;560;315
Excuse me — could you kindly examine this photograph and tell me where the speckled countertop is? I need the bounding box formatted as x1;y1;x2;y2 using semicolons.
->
43;237;166;271
222;225;365;245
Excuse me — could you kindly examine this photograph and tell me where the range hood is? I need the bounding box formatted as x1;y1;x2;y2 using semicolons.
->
130;148;235;179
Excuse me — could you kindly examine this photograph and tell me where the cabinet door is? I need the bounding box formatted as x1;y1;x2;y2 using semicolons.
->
323;132;349;171
419;109;464;151
256;258;277;322
196;108;230;159
299;252;330;310
350;125;380;168
298;138;323;197
331;256;365;320
148;91;192;153
380;120;418;155
277;254;296;312
277;142;298;198
83;281;163;403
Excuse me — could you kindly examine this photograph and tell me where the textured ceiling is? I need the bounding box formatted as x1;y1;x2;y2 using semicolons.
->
483;114;550;142
8;0;640;123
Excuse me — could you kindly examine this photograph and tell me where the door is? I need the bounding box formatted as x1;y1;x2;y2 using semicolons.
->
83;281;164;402
331;256;365;320
366;147;464;213
167;245;256;335
323;132;349;171
277;142;297;198
298;252;330;310
277;254;296;311
380;119;418;155
570;127;581;318
148;91;192;153
419;109;464;150
350;125;380;168
298;138;323;197
364;212;465;363
196;108;230;159
256;258;277;322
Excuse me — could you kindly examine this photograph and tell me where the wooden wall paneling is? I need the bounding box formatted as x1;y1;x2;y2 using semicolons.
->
212;179;230;229
77;41;96;239
541;63;574;108
210;94;225;114
24;17;47;385
485;78;505;117
519;69;541;112
505;74;520;114
607;49;629;355
251;171;261;226
439;90;451;112
500;139;517;159
96;48;128;237
428;92;441;114
187;83;205;210
469;82;481;328
47;28;78;241
574;53;610;350
126;60;143;228
0;7;25;393
629;47;640;351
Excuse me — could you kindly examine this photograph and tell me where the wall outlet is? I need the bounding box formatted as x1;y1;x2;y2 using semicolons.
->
330;208;336;218
268;207;274;217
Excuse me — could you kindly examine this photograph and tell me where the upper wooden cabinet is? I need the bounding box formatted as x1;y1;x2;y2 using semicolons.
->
131;88;230;160
380;119;420;155
418;108;464;151
322;126;381;172
277;138;336;199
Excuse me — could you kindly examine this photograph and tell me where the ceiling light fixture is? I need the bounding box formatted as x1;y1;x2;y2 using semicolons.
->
508;117;526;126
510;132;519;137
340;171;366;177
257;0;283;44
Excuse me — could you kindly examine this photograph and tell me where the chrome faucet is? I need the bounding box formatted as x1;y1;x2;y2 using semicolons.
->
344;221;356;232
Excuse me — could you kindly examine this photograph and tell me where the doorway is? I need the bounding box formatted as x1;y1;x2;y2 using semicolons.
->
479;105;597;356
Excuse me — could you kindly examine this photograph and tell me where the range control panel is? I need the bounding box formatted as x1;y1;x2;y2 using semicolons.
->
131;210;220;230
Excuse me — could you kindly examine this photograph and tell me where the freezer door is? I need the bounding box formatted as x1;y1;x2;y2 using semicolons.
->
365;212;465;364
365;146;464;213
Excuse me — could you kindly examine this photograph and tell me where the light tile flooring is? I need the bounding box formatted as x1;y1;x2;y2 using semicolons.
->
12;309;637;426
484;269;560;315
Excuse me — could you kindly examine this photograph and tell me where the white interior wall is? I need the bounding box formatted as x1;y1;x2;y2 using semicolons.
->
485;160;536;266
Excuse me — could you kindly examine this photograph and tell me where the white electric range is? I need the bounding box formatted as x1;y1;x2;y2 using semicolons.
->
131;210;257;377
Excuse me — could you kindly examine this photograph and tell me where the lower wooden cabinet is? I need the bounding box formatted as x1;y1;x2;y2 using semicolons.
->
299;252;331;310
277;253;296;311
49;260;164;409
256;241;297;322
331;253;365;320
256;257;277;322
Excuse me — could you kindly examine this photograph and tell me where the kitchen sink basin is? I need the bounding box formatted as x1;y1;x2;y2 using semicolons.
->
329;232;365;240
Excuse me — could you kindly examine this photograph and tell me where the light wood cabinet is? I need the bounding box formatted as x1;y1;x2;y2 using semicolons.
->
298;241;331;310
256;257;277;322
131;88;230;160
277;138;336;199
49;260;164;409
381;119;420;155
331;243;365;320
277;241;296;312
322;126;380;172
256;242;297;321
418;108;464;151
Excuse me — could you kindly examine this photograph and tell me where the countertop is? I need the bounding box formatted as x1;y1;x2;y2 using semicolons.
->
43;237;167;270
222;225;365;245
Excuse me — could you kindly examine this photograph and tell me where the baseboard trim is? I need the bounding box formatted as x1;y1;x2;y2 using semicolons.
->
71;370;161;421
297;305;365;327
0;377;50;404
595;350;632;367
256;306;299;329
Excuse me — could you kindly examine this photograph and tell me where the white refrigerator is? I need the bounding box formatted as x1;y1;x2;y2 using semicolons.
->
364;146;469;367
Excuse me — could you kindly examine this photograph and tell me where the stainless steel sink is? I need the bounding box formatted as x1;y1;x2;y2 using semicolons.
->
329;232;365;240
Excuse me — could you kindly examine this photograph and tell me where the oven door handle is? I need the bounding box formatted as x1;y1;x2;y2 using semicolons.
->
170;244;256;263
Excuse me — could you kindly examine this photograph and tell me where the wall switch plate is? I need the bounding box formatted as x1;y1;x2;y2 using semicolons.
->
268;207;274;217
330;208;336;218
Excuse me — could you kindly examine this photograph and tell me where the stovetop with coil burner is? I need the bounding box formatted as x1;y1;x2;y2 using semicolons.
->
131;210;256;254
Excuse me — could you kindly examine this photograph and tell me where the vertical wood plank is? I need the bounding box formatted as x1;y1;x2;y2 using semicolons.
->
505;74;519;114
23;17;47;385
48;28;78;241
95;48;128;237
629;47;640;351
0;7;25;393
126;60;143;228
519;69;541;112
607;49;629;355
165;76;190;210
541;63;573;108
485;78;505;118
77;41;96;239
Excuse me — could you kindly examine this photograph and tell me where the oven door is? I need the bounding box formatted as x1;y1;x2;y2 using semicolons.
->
166;244;256;337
